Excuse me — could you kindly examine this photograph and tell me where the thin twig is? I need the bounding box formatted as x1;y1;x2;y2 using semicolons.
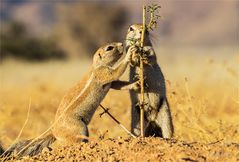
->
139;5;147;137
1;98;31;160
148;7;155;30
147;4;161;30
16;98;31;141
138;4;161;137
99;104;136;138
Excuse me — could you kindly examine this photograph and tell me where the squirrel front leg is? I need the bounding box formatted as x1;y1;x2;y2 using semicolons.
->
102;46;137;84
143;46;156;64
110;46;137;81
111;80;140;91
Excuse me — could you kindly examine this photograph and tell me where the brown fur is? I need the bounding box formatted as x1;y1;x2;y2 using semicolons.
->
52;42;135;143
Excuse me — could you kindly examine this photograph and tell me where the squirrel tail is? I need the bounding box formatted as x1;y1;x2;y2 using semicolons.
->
0;143;4;155
1;134;56;159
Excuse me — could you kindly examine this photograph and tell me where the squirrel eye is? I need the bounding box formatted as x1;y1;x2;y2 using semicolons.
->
106;46;114;51
129;26;134;31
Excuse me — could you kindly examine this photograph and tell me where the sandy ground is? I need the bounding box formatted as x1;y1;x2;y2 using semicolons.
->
7;138;238;161
0;48;239;161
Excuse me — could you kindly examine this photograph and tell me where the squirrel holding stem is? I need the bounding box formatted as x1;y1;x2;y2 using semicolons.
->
125;24;174;138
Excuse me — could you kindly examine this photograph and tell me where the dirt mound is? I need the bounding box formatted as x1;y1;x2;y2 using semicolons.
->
16;138;239;161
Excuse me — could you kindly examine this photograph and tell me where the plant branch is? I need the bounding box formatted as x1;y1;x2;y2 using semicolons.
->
99;104;136;138
139;5;147;137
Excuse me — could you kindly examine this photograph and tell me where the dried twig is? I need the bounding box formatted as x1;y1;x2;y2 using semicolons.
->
138;4;161;137
16;98;32;141
99;104;136;138
139;5;147;137
147;4;161;30
1;98;31;160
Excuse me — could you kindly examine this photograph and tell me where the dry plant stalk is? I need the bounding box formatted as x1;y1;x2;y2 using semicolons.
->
148;5;161;30
99;104;136;138
139;6;147;137
1;98;31;161
139;4;160;137
15;98;31;141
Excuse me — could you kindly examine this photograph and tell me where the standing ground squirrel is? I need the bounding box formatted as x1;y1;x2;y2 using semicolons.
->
1;42;137;157
125;24;174;138
52;42;136;143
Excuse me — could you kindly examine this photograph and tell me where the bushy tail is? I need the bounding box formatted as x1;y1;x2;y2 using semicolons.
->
0;144;4;155
1;134;56;159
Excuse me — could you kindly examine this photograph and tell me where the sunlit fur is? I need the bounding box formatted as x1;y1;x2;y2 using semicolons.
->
53;42;132;143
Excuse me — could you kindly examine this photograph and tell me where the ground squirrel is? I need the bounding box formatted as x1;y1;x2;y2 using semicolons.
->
52;42;136;143
125;24;174;138
1;42;137;158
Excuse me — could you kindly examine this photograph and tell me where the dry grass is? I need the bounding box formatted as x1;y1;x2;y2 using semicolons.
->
0;47;238;150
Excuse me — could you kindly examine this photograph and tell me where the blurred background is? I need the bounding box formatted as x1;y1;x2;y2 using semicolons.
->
0;0;238;60
0;0;238;148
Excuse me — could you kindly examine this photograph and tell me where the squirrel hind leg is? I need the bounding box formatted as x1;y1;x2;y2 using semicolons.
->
67;121;89;143
145;121;163;137
131;103;141;137
55;119;89;144
154;99;174;138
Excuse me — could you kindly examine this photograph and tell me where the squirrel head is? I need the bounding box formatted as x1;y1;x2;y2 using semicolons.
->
93;42;123;68
125;24;151;50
